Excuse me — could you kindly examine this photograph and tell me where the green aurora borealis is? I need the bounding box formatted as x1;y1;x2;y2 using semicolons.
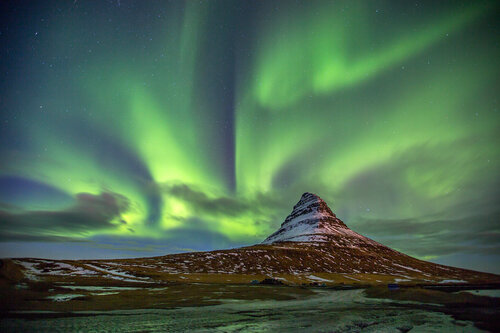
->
0;1;499;272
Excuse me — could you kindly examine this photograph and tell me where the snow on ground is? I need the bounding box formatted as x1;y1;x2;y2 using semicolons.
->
84;264;150;281
439;279;467;284
101;274;154;283
91;292;119;296
51;264;99;276
394;278;411;282
14;260;99;279
268;276;289;283
60;286;142;291
459;290;500;298
47;294;85;302
13;261;43;281
306;275;333;282
342;275;361;281
392;263;422;273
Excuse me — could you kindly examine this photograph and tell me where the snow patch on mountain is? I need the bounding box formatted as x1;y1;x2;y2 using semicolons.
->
262;192;378;246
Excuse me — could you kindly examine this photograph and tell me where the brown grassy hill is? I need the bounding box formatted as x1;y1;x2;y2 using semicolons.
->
2;192;499;286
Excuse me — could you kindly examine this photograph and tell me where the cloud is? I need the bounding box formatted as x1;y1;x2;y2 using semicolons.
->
334;142;500;258
162;218;252;251
164;183;254;217
162;182;290;221
0;191;130;242
87;218;254;255
355;210;500;256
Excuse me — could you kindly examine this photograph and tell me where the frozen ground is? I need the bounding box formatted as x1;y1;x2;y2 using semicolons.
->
0;289;485;333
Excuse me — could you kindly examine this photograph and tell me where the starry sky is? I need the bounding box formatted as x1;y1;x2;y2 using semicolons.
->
0;1;499;273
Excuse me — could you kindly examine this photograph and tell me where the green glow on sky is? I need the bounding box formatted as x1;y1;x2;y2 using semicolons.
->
252;1;493;110
0;0;499;271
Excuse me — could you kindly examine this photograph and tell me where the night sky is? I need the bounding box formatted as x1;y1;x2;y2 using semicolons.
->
0;1;499;273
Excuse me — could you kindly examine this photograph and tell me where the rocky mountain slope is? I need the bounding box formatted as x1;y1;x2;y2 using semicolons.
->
3;193;500;286
263;192;381;245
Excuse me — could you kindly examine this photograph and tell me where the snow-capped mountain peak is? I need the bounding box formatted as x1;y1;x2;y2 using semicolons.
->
262;192;373;245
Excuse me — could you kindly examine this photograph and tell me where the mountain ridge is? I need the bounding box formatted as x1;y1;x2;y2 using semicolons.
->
3;192;500;286
263;192;376;245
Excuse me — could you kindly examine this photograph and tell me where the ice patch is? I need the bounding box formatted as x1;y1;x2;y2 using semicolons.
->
60;286;142;291
47;294;85;302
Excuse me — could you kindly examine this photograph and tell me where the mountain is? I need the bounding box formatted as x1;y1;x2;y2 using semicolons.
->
3;193;500;286
263;192;379;245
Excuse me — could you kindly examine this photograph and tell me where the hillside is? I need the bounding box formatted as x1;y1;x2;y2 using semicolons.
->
2;192;499;286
